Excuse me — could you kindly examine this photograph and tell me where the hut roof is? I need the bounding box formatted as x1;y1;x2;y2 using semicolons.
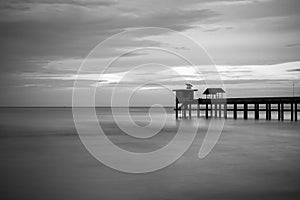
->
203;88;225;95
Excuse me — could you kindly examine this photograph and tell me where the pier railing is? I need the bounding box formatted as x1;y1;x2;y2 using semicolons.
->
175;97;300;121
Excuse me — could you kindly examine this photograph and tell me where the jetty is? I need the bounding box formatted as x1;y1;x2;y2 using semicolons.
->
173;85;299;121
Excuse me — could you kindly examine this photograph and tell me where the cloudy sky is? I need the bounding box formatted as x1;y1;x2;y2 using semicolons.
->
0;0;300;106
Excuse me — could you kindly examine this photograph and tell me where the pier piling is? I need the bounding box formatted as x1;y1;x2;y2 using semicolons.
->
278;103;280;120
291;103;294;121
295;103;297;121
233;103;237;119
214;103;218;118
266;104;269;120
281;103;284;121
224;103;227;119
197;101;200;118
175;98;179;119
255;104;259;120
244;103;248;119
205;103;209;118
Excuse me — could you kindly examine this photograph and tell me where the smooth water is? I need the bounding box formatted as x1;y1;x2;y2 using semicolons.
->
0;107;299;200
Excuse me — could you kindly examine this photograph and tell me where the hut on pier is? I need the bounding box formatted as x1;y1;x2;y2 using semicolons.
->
203;88;225;99
173;84;198;103
172;84;198;119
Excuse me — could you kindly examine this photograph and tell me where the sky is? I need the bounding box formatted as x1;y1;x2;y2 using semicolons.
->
0;0;300;106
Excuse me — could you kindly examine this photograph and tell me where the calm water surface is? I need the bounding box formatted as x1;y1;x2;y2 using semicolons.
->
0;107;299;200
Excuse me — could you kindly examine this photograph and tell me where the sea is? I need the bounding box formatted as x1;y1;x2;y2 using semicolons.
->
0;107;299;200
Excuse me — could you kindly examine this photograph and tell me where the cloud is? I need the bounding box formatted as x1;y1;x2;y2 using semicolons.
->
198;24;234;32
0;0;117;11
0;1;219;76
287;68;300;72
200;0;272;7
23;83;52;88
286;43;300;48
